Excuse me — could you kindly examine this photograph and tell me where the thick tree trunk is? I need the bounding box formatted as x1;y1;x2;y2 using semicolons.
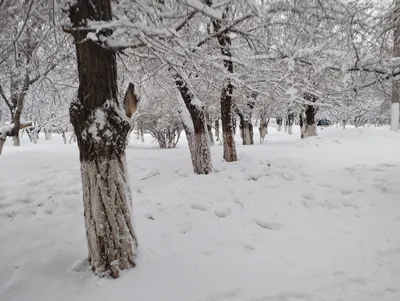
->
236;96;255;145
12;134;20;146
67;0;138;278
239;117;254;145
175;75;212;174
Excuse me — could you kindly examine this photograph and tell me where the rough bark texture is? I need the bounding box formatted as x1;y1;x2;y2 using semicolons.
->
67;0;138;278
392;0;400;132
175;75;212;174
212;12;237;162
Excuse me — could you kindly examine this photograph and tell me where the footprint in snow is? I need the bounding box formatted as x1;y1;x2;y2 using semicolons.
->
244;244;255;250
214;208;231;218
255;220;282;230
191;204;208;211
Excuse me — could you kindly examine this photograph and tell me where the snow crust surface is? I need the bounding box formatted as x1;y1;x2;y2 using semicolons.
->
0;126;400;301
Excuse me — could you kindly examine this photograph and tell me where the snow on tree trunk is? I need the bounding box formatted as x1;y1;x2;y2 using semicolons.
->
62;131;67;144
392;0;400;132
259;117;269;144
44;129;50;140
66;0;138;278
79;155;137;278
214;119;220;141
239;118;254;145
175;75;212;174
205;112;214;145
236;95;255;145
288;113;294;135
301;93;318;139
140;127;145;142
12;135;20;146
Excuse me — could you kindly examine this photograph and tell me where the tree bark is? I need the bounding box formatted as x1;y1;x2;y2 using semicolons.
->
212;10;237;162
392;0;400;132
259;117;269;144
205;111;214;145
236;95;255;145
276;118;283;132
214;119;220;141
287;112;294;135
175;75;212;174
301;92;318;138
66;0;138;278
0;138;5;155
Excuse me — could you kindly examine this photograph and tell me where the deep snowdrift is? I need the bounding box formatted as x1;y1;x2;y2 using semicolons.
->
0;126;399;301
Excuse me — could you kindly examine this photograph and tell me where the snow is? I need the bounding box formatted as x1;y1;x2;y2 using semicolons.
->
183;0;223;21
1;126;400;301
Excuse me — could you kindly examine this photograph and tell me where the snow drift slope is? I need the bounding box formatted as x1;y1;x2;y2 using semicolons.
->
0;126;400;301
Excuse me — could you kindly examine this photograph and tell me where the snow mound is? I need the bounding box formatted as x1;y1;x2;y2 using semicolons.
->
1;127;400;301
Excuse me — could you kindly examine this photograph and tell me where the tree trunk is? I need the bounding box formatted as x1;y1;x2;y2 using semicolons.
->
236;95;255;145
140;127;145;142
175;75;212;174
67;0;138;278
259;117;269;144
214;119;220;141
392;0;400;132
0;138;5;155
288;113;294;135
44;129;50;140
212;11;237;162
276;118;283;132
12;134;20;146
239;117;254;145
62;131;67;144
301;93;318;138
205;111;214;145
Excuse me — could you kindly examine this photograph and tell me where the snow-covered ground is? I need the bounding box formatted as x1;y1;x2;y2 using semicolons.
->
1;126;400;301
